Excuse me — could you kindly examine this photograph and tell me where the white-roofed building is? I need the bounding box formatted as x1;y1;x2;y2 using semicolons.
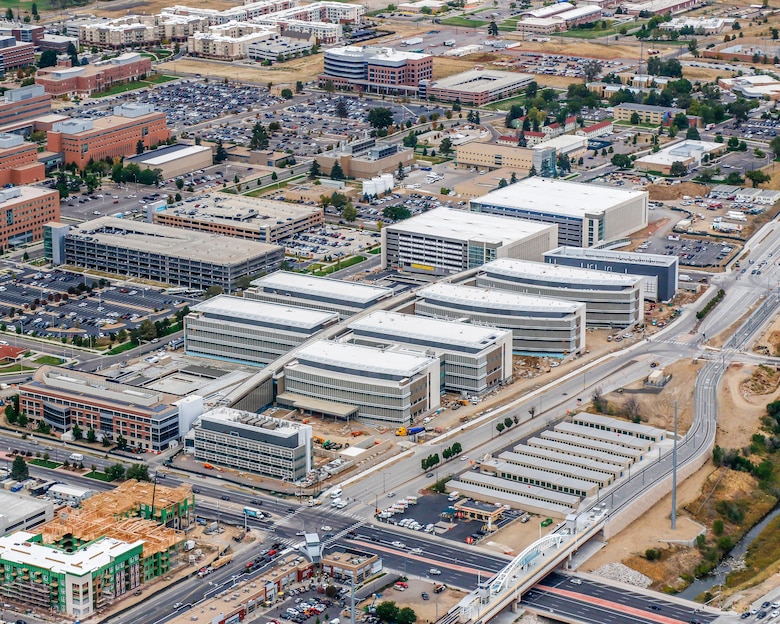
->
0;491;54;536
421;69;534;106
125;143;212;179
245;271;394;318
280;340;440;425
381;207;558;276
185;295;340;367
415;282;586;356
477;258;644;327
634;140;725;175
347;311;513;395
470;178;648;248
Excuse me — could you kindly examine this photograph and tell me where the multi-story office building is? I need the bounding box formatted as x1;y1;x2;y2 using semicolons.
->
544;246;679;302
314;138;413;179
0;491;53;536
0;133;45;186
47;103;169;169
347;311;513;395
613;103;686;126
0;187;59;252
245;272;393;318
319;46;432;95
420;69;534;105
191;407;313;481
52;218;283;292
470;178;648;248
0;21;44;44
454;142;556;175
477;258;644;327
185;295;339;366
19;366;181;451
0;36;33;70
0;85;51;128
36;53;152;98
151;193;323;244
280;340;440;426
381;207;557;276
415;283;586;356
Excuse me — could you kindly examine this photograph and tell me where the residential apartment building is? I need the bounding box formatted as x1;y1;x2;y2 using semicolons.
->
47;103;169;169
191;407;313;481
35;53;152;98
420;69;534;105
381;207;558;276
576;120;614;139
319;46;432;95
476;258;645;327
0;187;59;252
185;295;339;366
53;218;284;292
0;133;45;186
347;311;513;395
0;36;33;70
187;22;275;59
613;103;686;126
280;340;440;426
415;283;586;356
245;272;393;318
19;366;181;451
0;85;51;128
78;17;158;48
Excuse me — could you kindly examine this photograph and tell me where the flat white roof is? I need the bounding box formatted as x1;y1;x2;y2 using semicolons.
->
48;484;93;497
546;246;677;268
192;294;338;330
0;531;141;577
473;178;646;218
251;272;392;305
295;340;435;377
385;207;554;244
419;282;583;313
349;311;510;349
484;258;643;287
429;70;533;93
132;144;211;166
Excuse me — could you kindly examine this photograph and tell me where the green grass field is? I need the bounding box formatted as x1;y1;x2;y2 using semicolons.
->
312;255;365;276
484;94;526;111
556;28;617;39
91;74;177;98
29;459;61;469
85;470;115;482
438;16;487;27
34;355;65;365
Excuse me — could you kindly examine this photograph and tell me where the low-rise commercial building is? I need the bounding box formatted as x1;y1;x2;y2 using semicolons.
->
420;69;534;106
35;53;152;97
52;218;283;292
245;272;393;318
321;551;381;583
280;340;440;426
19;366;182;451
544;246;678;302
151;192;323;244
534;134;588;160
347;310;513;395
470;178;648;247
0;186;59;252
185;295;339;366
319;46;432;95
634;140;726;175
622;0;699;15
719;75;780;100
415;282;585;356
0;491;53;536
0;133;45;186
455;143;534;171
381;207;558;276
613;103;686;126
190;406;313;480
0;85;51;128
47;103;170;169
125;143;212;180
315;137;413;179
517;5;602;33
47;484;94;506
477;258;644;327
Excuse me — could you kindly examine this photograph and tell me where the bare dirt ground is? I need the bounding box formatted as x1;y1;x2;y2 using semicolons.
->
764;165;780;192
159;57;325;86
753;313;780;357
355;578;464;623
647;182;712;202
503;39;647;60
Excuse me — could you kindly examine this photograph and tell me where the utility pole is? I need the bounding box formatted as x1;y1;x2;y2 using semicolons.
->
671;401;678;530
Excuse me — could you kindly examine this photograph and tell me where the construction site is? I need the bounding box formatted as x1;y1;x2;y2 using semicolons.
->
0;480;193;619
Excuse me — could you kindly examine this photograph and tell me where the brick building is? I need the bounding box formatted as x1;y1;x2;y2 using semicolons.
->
0;36;34;70
0;186;60;251
0;22;43;44
319;46;432;95
35;53;152;98
47;103;170;169
0;85;52;130
0;133;45;186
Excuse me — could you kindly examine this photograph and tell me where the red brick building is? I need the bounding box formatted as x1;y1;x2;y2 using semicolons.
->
0;133;45;186
320;46;432;95
0;186;60;251
0;37;34;70
0;22;43;44
47;103;170;169
0;84;52;130
35;52;152;98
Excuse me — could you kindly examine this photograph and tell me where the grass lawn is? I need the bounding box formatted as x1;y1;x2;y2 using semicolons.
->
85;470;115;482
312;255;365;276
556;28;617;39
368;247;382;255
0;363;33;373
484;94;526;111
438;16;487;27
29;459;61;469
34;355;65;366
106;341;139;355
91;75;177;98
498;18;519;31
147;74;178;84
0;0;34;8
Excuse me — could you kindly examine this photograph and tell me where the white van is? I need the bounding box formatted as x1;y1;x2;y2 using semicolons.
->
330;488;343;499
69;453;84;462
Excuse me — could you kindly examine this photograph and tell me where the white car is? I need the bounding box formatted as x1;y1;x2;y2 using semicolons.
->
391;541;406;548
410;548;423;554
429;568;442;575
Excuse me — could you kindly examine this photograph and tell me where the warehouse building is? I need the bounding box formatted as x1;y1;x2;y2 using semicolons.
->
125;143;213;180
185;295;339;367
151;193;323;244
245;272;393;318
0;491;53;536
502;446;623;479
415;283;586;356
190;407;313;481
279;340;440;426
19;366;182;451
544;246;678;302
346;311;513;395
52;217;283;292
381;207;558;276
419;69;534;106
471;178;648;248
477;259;644;328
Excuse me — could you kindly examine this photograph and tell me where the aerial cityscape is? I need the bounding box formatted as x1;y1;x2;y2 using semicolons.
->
0;0;778;622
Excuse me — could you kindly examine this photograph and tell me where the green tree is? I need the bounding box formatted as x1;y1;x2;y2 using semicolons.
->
38;49;58;68
770;136;780;159
496;422;505;433
87;427;97;443
138;319;157;342
335;98;348;119
72;422;83;440
175;178;184;190
367;107;394;130
107;463;126;480
375;601;400;623
383;205;411;220
498;178;508;188
439;137;453;155
397;607;417;624
126;463;150;481
323;79;336;98
10;456;28;481
342;204;357;222
630;112;641;125
17;411;27;427
487;21;499;36
116;434;128;450
281;88;293;99
686;125;700;140
330;162;345;180
396;161;406;181
309;160;322;178
249;123;269;150
4;403;16;425
611;153;633;169
136;140;145;155
669;161;687;177
214;139;228;163
295;80;304;93
510;171;518;184
745;169;771;188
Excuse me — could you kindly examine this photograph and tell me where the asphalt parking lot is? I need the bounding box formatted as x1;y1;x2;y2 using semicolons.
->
642;238;734;268
0;269;196;339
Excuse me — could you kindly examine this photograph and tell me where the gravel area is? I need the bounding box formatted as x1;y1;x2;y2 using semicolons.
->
591;563;652;588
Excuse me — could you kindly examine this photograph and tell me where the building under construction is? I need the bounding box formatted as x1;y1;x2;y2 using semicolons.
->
0;480;193;618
